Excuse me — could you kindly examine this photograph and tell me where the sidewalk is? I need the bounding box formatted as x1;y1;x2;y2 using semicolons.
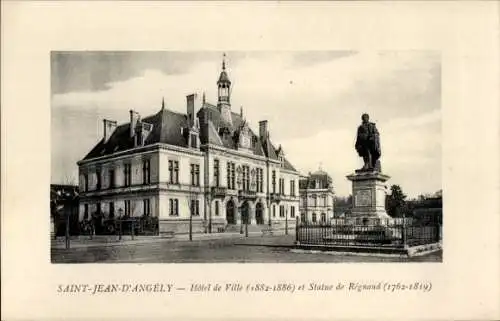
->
51;231;291;250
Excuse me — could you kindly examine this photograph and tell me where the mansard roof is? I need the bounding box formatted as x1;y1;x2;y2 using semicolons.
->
82;103;298;173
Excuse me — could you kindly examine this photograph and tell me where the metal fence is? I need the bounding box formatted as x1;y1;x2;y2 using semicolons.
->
295;218;441;248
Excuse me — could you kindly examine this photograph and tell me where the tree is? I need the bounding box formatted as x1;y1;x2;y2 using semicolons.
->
386;184;407;217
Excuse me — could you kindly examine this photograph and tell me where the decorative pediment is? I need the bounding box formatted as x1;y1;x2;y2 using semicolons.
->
237;121;252;150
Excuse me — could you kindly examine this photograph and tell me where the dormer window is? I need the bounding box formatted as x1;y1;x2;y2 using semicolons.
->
190;133;198;148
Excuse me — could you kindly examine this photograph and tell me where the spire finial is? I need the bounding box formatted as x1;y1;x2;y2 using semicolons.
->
161;97;165;110
240;106;243;117
202;92;206;104
222;52;226;70
319;162;323;171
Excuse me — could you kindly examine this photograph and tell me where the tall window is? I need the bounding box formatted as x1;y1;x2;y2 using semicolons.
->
272;170;276;193
290;180;295;196
300;213;305;223
84;204;89;220
190;164;200;186
168;160;179;184
279;205;285;217
169;199;179;216
272;205;276;217
215;200;220;216
143;199;150;216
191;199;200;216
83;174;88;192
242;165;250;191
109;169;115;189
290;206;295;218
279;178;285;195
142;159;151;184
313;195;317;207
190;134;198;148
214;159;220;187
124;164;132;187
312;213;317;223
321;213;326;223
124;200;131;217
109;202;115;218
96;170;101;190
256;168;263;193
227;162;235;189
96;202;101;215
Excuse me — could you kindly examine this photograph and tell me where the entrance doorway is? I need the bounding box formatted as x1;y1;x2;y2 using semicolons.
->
255;202;264;224
226;199;236;224
241;201;250;224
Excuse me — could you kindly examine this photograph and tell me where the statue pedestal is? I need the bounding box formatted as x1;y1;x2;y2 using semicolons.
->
346;170;391;224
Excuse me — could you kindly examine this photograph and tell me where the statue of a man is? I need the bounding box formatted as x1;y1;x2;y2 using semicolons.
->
355;113;381;172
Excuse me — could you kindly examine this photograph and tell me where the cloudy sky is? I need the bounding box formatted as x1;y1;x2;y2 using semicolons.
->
51;51;441;198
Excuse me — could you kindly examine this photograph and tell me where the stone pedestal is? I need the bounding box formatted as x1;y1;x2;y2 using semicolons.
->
346;170;391;224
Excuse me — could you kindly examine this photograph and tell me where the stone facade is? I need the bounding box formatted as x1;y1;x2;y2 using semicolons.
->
77;55;300;234
299;169;335;224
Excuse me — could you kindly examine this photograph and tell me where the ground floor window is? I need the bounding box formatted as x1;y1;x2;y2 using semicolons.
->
169;199;179;216
300;213;305;222
272;205;276;217
143;199;150;216
125;200;131;217
290;206;295;218
109;202;114;218
321;213;326;223
84;204;89;220
215;201;220;216
279;205;285;217
191;199;200;216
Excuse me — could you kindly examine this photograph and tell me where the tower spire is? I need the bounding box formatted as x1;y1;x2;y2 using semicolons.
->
222;52;226;70
202;92;206;104
161;97;165;110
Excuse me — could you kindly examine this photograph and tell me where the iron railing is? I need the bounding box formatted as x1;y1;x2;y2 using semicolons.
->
295;218;441;247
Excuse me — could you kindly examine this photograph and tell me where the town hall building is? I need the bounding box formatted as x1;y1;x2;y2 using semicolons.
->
77;56;300;235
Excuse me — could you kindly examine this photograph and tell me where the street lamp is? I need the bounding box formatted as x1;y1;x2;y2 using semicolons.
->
285;205;288;235
65;206;70;249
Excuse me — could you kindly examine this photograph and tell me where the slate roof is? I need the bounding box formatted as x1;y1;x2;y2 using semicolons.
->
82;103;298;173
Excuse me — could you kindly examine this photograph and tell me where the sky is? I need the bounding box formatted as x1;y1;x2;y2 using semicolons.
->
51;51;441;198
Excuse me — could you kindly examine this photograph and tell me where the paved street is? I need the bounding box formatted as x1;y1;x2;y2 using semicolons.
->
51;235;442;263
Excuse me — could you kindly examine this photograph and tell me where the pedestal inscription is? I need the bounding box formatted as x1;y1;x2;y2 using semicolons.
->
354;189;372;207
346;171;391;219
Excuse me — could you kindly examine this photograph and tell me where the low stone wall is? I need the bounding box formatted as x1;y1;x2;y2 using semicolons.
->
159;219;205;235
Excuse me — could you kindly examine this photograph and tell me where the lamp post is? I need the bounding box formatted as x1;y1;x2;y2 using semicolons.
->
65;206;70;249
189;201;193;241
118;208;123;241
285;205;288;235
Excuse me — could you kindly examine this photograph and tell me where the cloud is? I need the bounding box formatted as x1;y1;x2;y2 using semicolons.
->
51;51;441;197
281;110;441;198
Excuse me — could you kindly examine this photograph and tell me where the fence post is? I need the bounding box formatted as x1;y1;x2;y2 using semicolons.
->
402;217;407;247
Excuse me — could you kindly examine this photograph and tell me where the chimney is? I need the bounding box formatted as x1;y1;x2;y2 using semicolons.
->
259;120;268;140
103;119;117;142
129;110;139;138
186;93;198;126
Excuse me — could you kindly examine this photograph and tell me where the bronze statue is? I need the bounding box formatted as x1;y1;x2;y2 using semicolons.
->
355;113;381;172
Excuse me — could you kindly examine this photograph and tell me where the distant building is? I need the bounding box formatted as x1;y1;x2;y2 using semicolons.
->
299;169;335;224
77;55;300;235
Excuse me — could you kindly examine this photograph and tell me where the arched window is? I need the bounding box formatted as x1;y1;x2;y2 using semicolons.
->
321;213;326;223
